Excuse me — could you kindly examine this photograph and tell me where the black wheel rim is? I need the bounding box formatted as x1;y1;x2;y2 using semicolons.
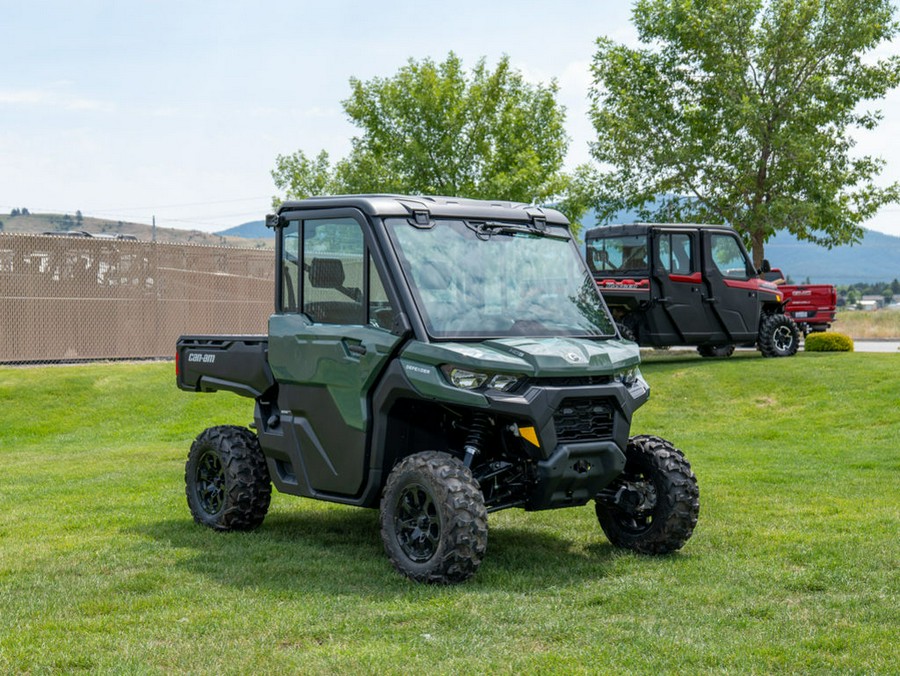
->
773;326;794;352
394;483;440;563
195;450;225;516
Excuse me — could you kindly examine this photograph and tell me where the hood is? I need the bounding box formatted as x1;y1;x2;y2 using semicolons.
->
401;336;641;377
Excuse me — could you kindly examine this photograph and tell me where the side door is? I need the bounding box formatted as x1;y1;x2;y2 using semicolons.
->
268;212;403;498
701;231;760;342
648;230;711;344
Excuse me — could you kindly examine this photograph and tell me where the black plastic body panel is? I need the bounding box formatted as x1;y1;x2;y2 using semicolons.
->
176;335;274;399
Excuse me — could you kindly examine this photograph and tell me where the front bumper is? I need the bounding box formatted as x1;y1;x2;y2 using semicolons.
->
483;378;649;509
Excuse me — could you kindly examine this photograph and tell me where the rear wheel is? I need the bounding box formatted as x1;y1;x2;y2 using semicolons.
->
595;435;699;554
185;425;271;531
380;451;487;584
758;313;800;357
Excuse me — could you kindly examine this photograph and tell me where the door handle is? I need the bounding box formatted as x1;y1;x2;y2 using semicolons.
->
346;343;367;356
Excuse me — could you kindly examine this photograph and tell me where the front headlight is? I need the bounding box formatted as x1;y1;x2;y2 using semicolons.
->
613;366;641;387
443;367;488;389
441;366;522;392
486;373;521;391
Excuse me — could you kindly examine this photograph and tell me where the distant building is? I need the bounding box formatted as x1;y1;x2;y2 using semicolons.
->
860;295;886;310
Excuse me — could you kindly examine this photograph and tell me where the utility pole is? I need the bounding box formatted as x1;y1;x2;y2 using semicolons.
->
152;215;156;242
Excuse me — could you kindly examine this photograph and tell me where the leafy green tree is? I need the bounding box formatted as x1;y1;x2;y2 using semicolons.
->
586;0;900;266
272;149;344;203
273;53;577;222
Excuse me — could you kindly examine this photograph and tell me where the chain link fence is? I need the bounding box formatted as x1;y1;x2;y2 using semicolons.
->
0;234;273;364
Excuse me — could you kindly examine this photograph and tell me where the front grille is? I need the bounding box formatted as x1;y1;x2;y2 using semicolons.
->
553;398;614;443
527;375;612;388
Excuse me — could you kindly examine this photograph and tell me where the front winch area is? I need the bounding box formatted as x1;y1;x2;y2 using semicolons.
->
553;397;615;443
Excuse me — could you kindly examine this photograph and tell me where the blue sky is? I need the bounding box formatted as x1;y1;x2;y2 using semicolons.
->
2;0;899;236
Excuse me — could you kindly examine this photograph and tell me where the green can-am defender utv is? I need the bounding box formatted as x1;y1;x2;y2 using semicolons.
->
176;195;700;583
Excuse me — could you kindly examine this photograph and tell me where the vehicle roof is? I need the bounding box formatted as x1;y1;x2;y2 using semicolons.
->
584;223;737;239
277;194;570;225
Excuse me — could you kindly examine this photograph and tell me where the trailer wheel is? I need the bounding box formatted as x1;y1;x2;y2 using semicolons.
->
595;435;699;555
758;314;800;357
380;451;487;584
185;425;271;531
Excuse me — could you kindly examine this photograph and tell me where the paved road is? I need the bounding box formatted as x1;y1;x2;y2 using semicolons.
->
851;340;900;353
652;340;899;354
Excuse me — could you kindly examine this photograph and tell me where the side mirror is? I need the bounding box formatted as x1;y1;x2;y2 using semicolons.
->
309;258;344;289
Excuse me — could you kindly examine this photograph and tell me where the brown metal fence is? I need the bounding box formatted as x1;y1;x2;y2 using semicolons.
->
0;234;274;363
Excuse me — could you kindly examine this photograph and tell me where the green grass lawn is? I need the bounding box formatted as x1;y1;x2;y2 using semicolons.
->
1;354;897;674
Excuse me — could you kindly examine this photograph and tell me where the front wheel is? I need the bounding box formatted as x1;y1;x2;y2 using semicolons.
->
758;313;800;357
595;435;699;554
185;425;271;531
380;451;487;584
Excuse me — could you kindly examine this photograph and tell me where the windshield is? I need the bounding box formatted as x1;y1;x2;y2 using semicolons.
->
586;234;649;275
386;218;615;339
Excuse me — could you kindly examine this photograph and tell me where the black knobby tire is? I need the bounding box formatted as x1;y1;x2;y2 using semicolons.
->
595;435;699;555
758;313;800;357
185;425;272;531
697;344;735;358
380;451;488;584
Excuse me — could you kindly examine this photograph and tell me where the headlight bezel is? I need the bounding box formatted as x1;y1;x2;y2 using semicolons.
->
440;365;523;392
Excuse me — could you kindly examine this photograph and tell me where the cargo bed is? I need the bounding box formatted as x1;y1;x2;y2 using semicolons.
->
176;335;274;399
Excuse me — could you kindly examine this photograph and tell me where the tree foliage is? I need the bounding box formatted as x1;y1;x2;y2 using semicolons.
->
586;0;900;265
272;53;578;221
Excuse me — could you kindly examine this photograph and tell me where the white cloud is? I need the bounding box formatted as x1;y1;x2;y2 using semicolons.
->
0;87;114;113
0;89;51;105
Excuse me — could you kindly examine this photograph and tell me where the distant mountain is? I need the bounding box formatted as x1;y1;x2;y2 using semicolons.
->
216;220;270;239
0;211;261;247
763;229;900;285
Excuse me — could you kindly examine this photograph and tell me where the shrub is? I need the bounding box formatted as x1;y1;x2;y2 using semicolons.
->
805;332;854;352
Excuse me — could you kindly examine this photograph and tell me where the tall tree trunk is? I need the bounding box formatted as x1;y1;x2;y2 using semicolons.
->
749;228;766;270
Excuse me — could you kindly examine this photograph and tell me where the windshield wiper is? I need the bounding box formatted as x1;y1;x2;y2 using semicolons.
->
464;220;567;240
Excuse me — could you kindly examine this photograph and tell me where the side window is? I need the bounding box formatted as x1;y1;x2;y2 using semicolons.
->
710;234;751;280
303;218;365;324
657;233;694;275
586;235;648;273
281;220;300;312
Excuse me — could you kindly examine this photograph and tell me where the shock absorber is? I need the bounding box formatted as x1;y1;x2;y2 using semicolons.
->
463;414;490;468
